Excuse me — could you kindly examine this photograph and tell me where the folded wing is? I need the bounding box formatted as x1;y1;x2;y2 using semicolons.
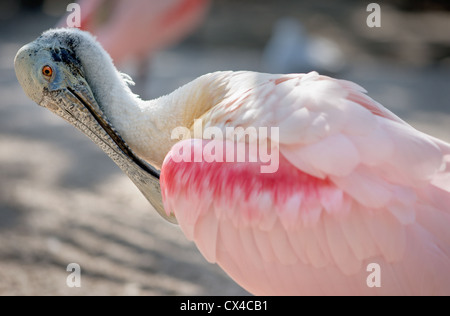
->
160;71;450;295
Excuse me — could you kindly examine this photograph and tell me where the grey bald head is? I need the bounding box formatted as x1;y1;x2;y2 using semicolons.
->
14;28;129;116
16;29;92;105
14;28;176;224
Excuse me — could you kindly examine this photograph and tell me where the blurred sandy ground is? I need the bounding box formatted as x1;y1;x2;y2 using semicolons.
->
0;0;449;295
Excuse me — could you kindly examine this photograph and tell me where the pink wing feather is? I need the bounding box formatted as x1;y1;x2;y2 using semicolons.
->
160;71;450;295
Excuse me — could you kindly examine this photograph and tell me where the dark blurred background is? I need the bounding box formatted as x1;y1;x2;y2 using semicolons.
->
0;0;449;295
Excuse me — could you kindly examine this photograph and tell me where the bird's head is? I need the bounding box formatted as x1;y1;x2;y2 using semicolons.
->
14;28;176;224
15;28;103;116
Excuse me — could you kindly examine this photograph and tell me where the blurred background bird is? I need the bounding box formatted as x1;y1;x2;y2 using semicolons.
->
58;0;211;95
58;0;210;65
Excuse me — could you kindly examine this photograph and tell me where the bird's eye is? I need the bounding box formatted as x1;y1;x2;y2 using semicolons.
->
42;65;53;78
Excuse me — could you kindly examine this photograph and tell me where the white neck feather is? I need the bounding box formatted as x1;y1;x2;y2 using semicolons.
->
70;28;238;168
70;30;182;167
87;70;231;168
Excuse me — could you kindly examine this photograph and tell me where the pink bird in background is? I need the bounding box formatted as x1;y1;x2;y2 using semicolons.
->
58;0;210;65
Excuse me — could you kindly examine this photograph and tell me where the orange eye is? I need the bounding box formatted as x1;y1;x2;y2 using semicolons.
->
42;65;53;78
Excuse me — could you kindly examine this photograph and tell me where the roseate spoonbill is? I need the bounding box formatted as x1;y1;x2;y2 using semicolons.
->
15;29;450;295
